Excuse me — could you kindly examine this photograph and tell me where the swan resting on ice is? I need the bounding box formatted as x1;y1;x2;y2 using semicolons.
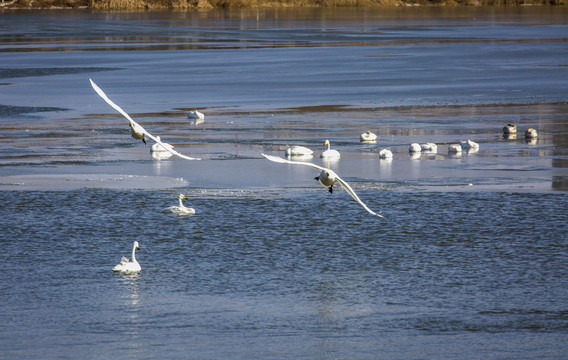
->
409;143;422;152
448;144;462;153
421;143;438;152
151;136;174;153
113;241;141;273
167;194;195;215
285;145;314;158
360;131;377;142
460;139;479;149
150;136;174;159
187;110;205;120
262;153;382;217
321;140;341;158
379;149;393;159
89;79;201;161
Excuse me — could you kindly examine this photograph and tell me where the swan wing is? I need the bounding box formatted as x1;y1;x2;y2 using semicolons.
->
262;153;328;172
90;79;201;161
334;175;383;218
263;153;382;217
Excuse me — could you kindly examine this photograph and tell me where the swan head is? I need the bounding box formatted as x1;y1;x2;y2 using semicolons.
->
324;140;330;146
179;194;187;200
133;241;140;250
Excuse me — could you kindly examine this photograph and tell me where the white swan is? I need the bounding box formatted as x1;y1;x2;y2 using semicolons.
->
167;194;195;215
360;131;377;142
150;136;174;159
113;241;141;273
285;145;314;158
448;144;462;153
128;120;147;144
321;140;341;158
90;79;201;161
187;110;204;120
503;123;517;134
150;136;174;152
409;143;421;152
525;128;538;138
460;139;479;149
262;153;382;217
378;148;393;159
421;143;437;152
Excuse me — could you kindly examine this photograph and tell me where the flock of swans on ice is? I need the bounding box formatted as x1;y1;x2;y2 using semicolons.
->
89;80;539;273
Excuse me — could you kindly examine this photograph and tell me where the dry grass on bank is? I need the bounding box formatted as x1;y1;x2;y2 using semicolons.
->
2;0;566;11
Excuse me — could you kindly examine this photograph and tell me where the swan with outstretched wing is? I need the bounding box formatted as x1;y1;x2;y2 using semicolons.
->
89;79;200;161
262;153;383;217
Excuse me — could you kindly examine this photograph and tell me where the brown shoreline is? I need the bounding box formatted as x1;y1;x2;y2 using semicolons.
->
1;0;566;10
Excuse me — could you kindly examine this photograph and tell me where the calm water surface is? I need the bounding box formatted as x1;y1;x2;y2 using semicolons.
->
1;7;567;359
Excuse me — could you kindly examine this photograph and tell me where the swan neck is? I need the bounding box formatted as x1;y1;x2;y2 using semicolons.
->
131;244;137;263
179;197;184;208
326;142;331;151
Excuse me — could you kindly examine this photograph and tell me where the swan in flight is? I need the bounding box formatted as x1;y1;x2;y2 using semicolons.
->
525;128;538;138
262;153;382;217
360;131;377;142
321;140;341;158
285;145;314;158
167;193;195;215
113;241;141;273
89;79;200;161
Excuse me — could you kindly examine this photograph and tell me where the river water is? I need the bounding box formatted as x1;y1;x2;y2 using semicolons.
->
1;7;567;359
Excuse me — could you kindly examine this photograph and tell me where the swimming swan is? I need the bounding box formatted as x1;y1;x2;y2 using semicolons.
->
525;128;538;138
168;194;195;215
360;131;377;142
113;241;141;273
503;123;517;134
262;153;382;217
89;79;200;161
285;145;314;157
321;140;341;158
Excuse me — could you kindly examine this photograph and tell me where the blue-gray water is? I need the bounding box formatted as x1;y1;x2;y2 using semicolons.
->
1;7;568;359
